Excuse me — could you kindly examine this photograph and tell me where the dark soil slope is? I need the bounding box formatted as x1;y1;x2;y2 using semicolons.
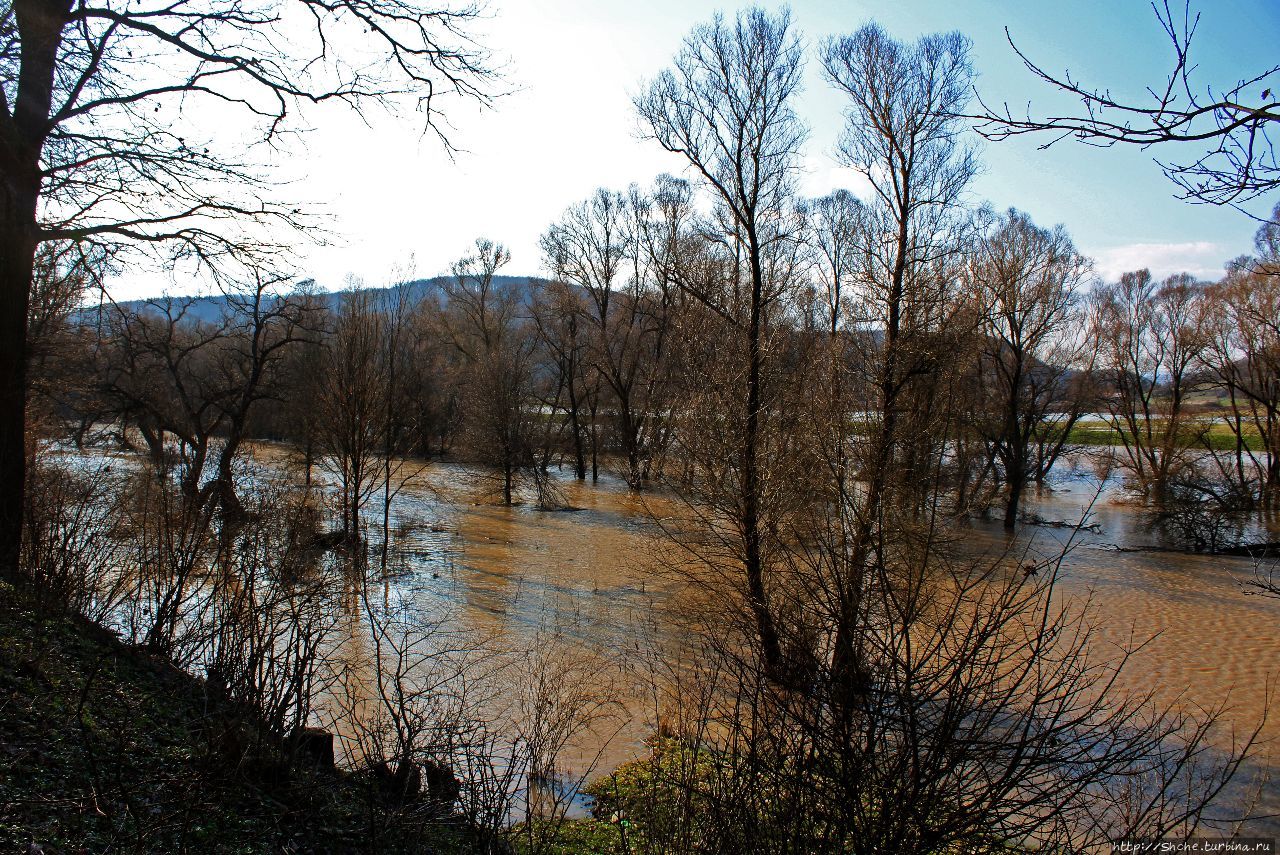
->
0;583;468;854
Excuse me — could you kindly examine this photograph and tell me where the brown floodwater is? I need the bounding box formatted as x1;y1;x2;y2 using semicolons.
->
346;448;1279;832
63;440;1280;830
983;463;1280;836
355;460;681;777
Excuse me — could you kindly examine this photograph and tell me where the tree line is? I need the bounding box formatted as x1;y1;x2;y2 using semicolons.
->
25;170;1280;546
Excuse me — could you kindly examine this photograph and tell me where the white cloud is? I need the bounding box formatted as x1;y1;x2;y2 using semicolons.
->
799;160;877;202
1090;241;1232;283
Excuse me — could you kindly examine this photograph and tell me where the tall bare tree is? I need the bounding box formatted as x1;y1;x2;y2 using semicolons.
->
315;286;386;544
440;239;536;505
626;174;698;483
805;189;866;338
636;6;806;677
530;279;591;480
1201;229;1280;508
540;189;628;483
98;299;226;499
98;278;314;525
821;22;977;702
205;277;317;519
542;186;682;487
376;278;428;569
1090;269;1208;500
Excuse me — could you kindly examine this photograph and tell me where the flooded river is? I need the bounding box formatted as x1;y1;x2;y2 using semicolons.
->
60;441;1280;831
356;448;1280;831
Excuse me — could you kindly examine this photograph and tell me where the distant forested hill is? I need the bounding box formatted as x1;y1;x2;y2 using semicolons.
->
75;275;555;325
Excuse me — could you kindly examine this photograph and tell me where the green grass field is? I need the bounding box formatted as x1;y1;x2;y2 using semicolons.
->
1064;419;1267;452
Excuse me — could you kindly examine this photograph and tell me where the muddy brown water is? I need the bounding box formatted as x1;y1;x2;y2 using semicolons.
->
370;451;1280;832
63;442;1280;831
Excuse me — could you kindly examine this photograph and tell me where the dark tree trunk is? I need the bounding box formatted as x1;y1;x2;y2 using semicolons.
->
567;372;586;480
0;204;35;583
831;187;911;709
743;235;782;679
1004;471;1025;531
588;405;599;482
620;405;642;489
0;0;73;582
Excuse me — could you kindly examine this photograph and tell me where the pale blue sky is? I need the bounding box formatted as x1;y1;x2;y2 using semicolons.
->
130;1;1280;296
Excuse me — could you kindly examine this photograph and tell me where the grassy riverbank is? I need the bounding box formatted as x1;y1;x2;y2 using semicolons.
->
1064;419;1267;452
0;582;475;854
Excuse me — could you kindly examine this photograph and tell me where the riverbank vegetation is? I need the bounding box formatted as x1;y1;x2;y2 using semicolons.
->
2;0;1278;852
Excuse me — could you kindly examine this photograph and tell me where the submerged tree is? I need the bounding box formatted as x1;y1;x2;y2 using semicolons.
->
542;186;682;488
540;189;629;483
967;208;1092;528
530;278;592;481
440;239;537;505
1201;208;1280;508
314;286;387;544
96;281;312;519
1090;269;1207;500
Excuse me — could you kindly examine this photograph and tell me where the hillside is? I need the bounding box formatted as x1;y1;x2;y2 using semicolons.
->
0;583;475;854
75;275;556;326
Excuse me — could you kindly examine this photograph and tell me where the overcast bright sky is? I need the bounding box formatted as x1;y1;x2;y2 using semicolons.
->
119;0;1280;298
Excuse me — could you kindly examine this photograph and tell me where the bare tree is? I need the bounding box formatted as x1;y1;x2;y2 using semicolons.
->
541;189;622;482
1089;269;1207;500
975;1;1280;208
315;285;386;545
966;208;1093;528
98;297;237;502
277;289;332;488
636;6;806;677
542;186;681;488
376;277;429;570
627;541;1263;854
530;279;591;480
204;277;317;520
97;281;313;519
627;174;698;483
440;238;537;505
1200;209;1280;508
540;190;630;482
0;0;497;582
26;241;108;443
821;22;977;702
805;189;866;338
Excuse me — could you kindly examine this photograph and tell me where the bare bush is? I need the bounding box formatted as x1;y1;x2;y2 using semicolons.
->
1151;474;1256;553
20;460;130;620
204;479;339;747
325;586;492;843
115;470;218;664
